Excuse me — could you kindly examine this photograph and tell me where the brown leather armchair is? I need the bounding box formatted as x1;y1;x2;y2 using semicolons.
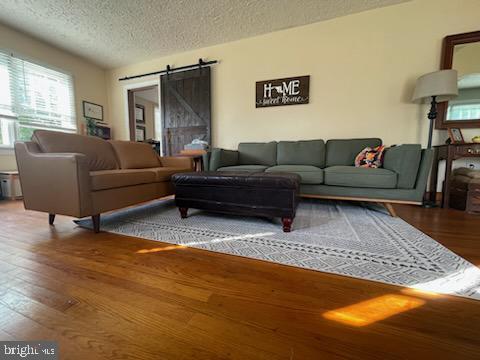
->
15;130;193;232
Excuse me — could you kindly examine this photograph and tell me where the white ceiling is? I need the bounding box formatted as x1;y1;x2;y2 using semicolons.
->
0;0;408;69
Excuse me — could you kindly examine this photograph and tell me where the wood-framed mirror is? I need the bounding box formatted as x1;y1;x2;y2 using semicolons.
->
436;30;480;129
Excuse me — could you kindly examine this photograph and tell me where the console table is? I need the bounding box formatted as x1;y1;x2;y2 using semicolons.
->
429;143;480;208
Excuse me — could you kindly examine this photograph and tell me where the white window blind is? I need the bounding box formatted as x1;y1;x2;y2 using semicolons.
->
0;50;76;147
447;100;480;120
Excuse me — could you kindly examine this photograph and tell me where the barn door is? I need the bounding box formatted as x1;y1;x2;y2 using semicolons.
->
161;67;211;156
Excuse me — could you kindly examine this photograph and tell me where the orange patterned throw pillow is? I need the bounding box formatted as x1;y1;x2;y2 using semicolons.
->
355;145;386;168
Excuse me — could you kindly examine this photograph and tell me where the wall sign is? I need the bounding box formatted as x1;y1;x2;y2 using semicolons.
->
256;75;310;108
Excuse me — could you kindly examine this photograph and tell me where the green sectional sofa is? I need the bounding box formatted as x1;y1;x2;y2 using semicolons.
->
202;138;433;215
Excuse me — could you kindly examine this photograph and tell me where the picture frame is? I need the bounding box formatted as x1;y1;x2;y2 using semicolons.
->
135;125;146;142
83;101;103;121
92;125;111;140
135;104;145;124
448;128;465;144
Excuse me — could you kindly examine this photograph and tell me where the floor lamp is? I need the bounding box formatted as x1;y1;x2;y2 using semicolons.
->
412;69;458;149
412;69;458;207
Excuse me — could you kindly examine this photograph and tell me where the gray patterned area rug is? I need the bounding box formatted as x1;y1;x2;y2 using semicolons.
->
76;198;480;300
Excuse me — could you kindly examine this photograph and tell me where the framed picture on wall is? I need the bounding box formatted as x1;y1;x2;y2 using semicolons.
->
135;125;146;142
448;128;465;144
135;104;145;124
83;101;104;121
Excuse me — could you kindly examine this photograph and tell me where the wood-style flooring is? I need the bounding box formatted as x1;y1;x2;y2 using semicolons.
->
0;200;479;359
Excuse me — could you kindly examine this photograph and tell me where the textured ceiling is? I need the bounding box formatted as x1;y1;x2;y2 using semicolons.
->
0;0;409;69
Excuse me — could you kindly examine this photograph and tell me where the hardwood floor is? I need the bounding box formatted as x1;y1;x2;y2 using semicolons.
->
0;200;479;359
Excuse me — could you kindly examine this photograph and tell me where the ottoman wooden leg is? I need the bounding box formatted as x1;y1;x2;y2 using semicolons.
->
281;217;293;232
179;207;188;219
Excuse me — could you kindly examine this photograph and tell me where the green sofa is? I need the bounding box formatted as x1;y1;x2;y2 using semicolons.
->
202;138;433;215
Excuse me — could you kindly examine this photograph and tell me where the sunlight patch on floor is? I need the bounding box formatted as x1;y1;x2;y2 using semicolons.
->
136;232;275;254
409;266;480;296
400;288;444;299
323;294;425;327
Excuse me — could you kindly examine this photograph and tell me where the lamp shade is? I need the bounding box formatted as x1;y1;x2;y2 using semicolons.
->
412;69;458;102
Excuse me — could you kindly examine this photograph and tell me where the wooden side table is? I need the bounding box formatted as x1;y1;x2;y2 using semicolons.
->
429;143;480;208
176;150;207;172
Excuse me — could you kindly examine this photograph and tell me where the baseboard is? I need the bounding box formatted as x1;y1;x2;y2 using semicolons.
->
300;194;422;205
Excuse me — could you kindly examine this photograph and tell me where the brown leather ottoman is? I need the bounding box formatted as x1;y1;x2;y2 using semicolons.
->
172;171;301;232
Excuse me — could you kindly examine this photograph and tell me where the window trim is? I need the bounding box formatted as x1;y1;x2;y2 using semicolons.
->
1;48;75;78
0;146;14;153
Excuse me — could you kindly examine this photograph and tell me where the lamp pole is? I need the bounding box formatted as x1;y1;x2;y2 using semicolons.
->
426;95;437;149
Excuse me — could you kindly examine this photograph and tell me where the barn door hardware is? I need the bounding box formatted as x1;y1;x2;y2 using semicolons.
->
119;58;217;81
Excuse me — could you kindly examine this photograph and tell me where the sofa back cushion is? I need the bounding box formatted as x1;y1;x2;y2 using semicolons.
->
32;130;118;171
238;142;277;166
277;140;325;167
109;140;161;169
326;138;382;167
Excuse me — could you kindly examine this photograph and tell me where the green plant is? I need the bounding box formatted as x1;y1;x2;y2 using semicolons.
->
85;117;96;136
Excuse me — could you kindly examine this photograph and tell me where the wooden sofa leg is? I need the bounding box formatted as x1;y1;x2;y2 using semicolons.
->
92;214;101;233
384;203;397;217
49;213;55;225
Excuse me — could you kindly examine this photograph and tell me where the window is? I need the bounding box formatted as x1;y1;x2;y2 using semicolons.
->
447;100;480;120
0;50;76;148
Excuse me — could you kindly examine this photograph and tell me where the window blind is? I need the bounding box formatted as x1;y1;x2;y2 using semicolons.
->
447;100;480;120
0;50;76;134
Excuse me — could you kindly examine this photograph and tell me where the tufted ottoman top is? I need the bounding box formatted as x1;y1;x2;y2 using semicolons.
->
172;171;301;190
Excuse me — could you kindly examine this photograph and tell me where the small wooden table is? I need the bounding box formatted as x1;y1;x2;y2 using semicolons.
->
429;143;480;208
176;150;206;172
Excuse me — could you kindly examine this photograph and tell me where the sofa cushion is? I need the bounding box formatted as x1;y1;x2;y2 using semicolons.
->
90;169;156;191
238;142;277;166
324;166;397;189
109;140;161;169
326;138;382;167
266;165;323;184
32;130;118;171
148;167;192;181
208;148;239;171
277;140;325;167
217;165;269;172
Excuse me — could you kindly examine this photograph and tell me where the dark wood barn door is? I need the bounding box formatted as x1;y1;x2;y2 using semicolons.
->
161;67;211;155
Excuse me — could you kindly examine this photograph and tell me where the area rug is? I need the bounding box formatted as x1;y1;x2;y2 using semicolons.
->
75;198;480;300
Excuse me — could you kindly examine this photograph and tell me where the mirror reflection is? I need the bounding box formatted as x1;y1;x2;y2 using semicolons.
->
446;42;480;121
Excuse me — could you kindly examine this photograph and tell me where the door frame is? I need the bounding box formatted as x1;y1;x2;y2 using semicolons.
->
122;79;162;148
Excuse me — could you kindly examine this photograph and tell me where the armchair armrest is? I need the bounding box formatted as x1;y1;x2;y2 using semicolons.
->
14;141;92;217
208;148;239;171
160;156;194;169
383;144;422;189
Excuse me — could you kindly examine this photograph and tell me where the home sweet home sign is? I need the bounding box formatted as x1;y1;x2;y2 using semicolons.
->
255;75;310;108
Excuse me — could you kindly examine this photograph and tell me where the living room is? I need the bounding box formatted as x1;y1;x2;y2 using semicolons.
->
0;0;479;359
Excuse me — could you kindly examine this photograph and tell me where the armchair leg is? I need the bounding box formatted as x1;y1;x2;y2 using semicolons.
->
92;214;101;233
49;213;55;225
